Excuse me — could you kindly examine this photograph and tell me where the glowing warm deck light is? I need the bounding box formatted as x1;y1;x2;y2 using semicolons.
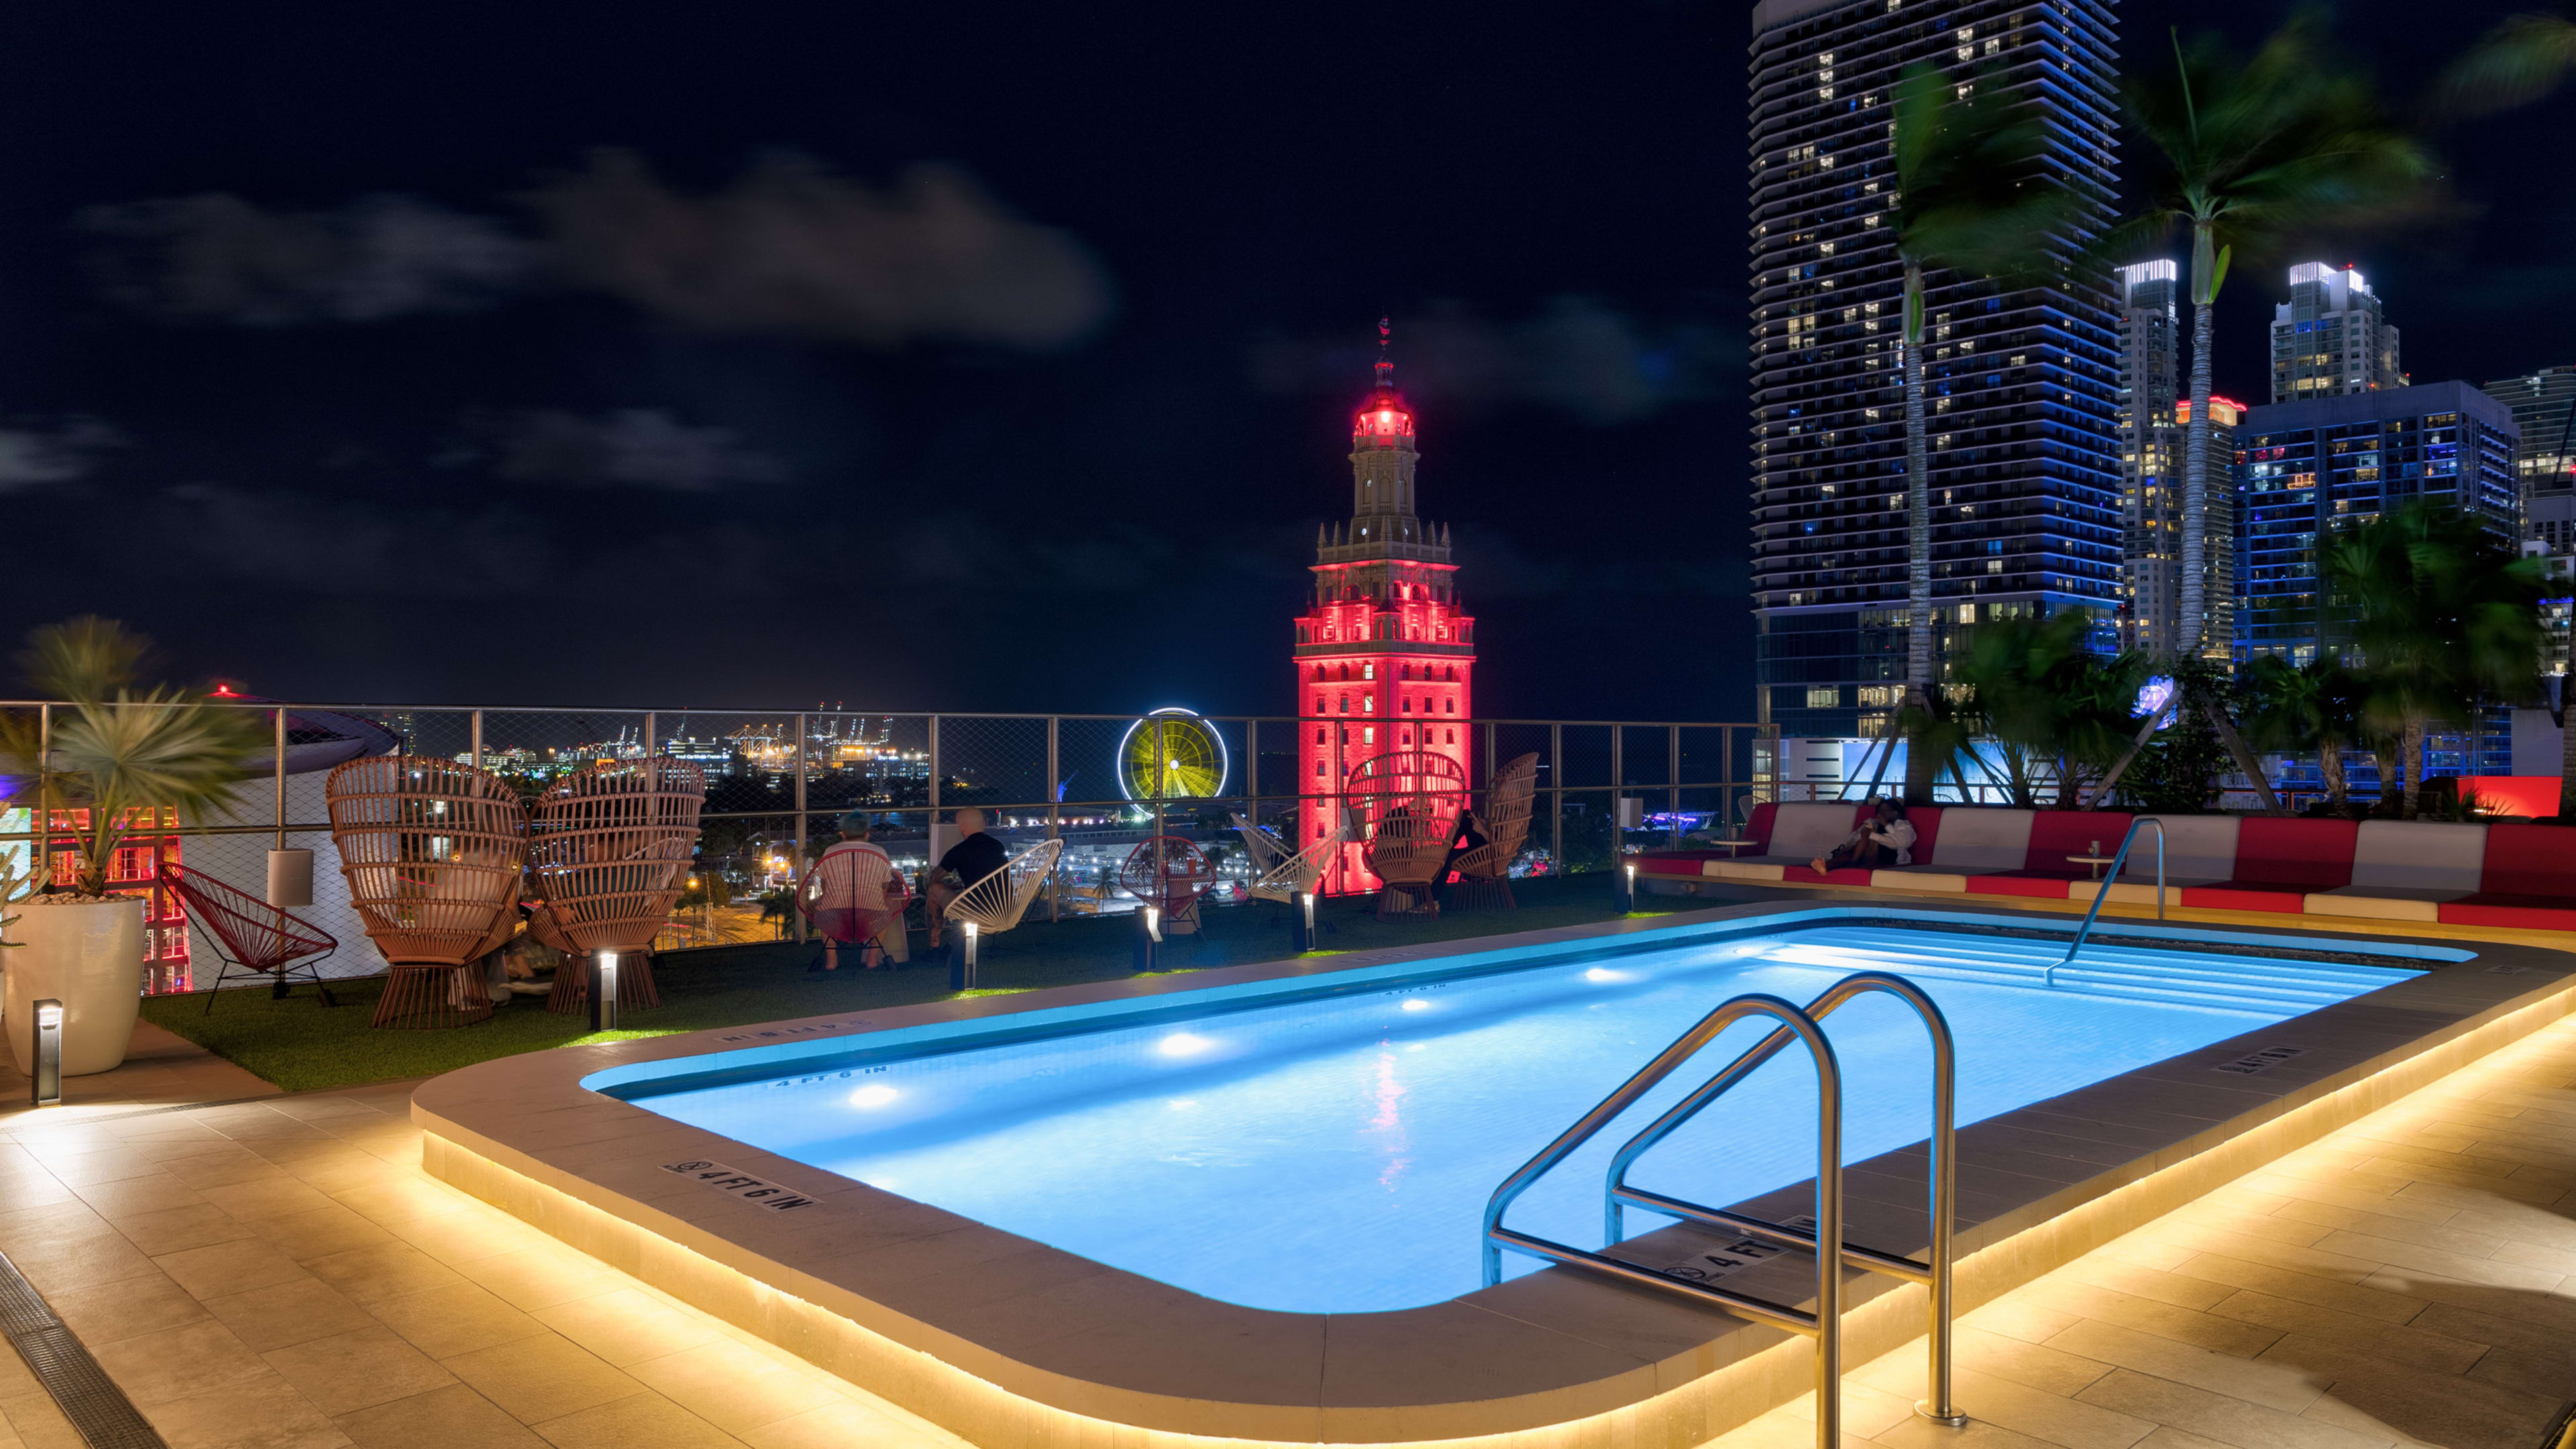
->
849;1084;899;1108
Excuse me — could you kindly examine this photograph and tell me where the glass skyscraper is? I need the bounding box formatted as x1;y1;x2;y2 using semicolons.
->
1748;0;2123;739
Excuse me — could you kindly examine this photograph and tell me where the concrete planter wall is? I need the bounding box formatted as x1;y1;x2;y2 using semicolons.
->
5;896;146;1077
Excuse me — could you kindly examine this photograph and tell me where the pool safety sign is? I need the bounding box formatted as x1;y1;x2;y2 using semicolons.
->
661;1159;820;1212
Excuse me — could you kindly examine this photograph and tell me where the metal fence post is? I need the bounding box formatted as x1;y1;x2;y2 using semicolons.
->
1046;715;1061;924
34;703;48;888
643;712;656;760
1670;724;1682;849
1550;721;1563;875
1611;723;1625;859
470;709;483;771
274;708;289;851
793;712;808;944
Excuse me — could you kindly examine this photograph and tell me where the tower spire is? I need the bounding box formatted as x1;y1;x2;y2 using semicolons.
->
1375;315;1393;394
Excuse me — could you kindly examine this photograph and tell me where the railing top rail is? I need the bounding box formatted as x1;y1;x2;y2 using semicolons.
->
0;699;1766;730
2048;816;2166;984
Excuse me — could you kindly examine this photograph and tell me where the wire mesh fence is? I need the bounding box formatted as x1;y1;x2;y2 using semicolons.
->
0;702;1773;994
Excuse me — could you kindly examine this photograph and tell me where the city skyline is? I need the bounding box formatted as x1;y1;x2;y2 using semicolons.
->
0;1;2566;727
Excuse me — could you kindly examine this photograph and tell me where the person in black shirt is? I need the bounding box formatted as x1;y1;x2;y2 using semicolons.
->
924;807;1010;948
1436;808;1488;906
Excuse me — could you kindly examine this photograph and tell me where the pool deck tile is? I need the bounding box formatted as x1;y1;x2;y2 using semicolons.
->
6;902;2576;1449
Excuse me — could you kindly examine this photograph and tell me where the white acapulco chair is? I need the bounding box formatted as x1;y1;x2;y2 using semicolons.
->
941;838;1065;987
1247;822;1346;905
1230;811;1289;875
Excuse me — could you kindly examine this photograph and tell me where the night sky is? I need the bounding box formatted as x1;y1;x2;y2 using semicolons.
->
1;1;2568;720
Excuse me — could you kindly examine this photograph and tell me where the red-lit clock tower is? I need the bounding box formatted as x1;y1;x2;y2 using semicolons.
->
1295;328;1475;892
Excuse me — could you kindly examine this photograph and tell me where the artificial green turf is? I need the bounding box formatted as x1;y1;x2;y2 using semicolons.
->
139;874;1721;1093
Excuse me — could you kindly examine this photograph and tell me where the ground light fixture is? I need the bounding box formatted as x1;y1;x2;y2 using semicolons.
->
1615;859;1636;912
591;951;619;1032
950;921;981;992
1134;904;1161;973
31;999;64;1106
1296;890;1317;952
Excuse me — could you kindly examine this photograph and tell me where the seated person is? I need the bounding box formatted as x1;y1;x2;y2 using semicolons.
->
1811;798;1915;875
924;807;1010;949
812;811;909;971
1437;808;1489;903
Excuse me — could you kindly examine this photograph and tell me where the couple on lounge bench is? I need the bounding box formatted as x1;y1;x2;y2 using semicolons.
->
1809;798;1916;875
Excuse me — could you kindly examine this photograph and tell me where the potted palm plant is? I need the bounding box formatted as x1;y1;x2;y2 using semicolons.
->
1;618;262;1077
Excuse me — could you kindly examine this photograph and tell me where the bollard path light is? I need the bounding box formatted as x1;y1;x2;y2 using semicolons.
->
590;951;619;1032
32;999;64;1106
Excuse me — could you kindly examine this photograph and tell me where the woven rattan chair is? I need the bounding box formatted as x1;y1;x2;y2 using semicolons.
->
1245;822;1346;905
1449;751;1540;910
531;758;706;1016
1346;749;1470;918
1118;835;1214;935
325;757;527;1029
798;845;913;970
941;838;1065;981
160;863;339;1013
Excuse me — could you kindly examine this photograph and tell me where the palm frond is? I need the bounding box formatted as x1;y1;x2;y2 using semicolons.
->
2429;12;2576;119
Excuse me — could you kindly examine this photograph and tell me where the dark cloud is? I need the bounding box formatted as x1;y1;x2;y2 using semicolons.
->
0;419;125;488
1250;297;1741;425
79;195;538;324
80;153;1114;351
458;408;790;491
525;151;1114;350
162;484;555;598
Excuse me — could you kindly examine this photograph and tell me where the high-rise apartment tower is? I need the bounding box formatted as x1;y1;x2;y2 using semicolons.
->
2269;262;2404;403
1749;0;2124;739
2481;365;2576;550
2235;381;2517;665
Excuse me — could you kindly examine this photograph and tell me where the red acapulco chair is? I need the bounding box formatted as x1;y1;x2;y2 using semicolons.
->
1117;835;1215;935
159;863;339;1014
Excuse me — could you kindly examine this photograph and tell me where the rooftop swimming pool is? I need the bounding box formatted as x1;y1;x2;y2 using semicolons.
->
615;922;2426;1313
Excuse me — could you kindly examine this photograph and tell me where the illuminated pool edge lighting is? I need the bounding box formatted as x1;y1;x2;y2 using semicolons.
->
849;1084;899;1108
1156;1032;1214;1058
418;938;2575;1449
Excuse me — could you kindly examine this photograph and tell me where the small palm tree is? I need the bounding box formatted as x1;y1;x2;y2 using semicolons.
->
0;618;264;898
1887;63;2086;800
2241;655;2364;812
2322;504;2544;818
1951;610;2145;806
2118;17;2432;661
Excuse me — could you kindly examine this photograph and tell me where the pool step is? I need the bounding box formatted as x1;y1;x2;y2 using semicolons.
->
1764;929;2385;1014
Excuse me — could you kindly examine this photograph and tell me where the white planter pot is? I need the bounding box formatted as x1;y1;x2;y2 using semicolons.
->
5;896;146;1077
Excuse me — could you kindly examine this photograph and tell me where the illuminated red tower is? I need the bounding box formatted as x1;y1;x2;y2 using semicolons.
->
1296;325;1475;892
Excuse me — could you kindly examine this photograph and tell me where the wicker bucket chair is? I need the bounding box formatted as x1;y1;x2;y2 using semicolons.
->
1118;835;1215;935
324;756;527;1029
1346;749;1469;917
159;863;339;1012
941;837;1065;985
530;758;707;1016
1449;752;1540;910
797;845;913;970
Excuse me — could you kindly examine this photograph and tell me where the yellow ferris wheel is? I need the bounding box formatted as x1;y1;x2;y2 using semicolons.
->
1118;708;1229;801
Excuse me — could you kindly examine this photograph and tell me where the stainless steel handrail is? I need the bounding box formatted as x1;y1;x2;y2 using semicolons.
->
1599;971;1964;1428
1480;993;1847;1449
2045;816;2166;986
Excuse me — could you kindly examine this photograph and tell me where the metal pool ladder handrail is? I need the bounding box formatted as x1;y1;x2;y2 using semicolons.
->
2045;816;2166;987
1480;993;1851;1449
1599;971;1966;1428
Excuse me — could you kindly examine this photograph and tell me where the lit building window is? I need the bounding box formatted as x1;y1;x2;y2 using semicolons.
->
1363;663;1375;680
1362;697;1374;713
1363;727;1375;745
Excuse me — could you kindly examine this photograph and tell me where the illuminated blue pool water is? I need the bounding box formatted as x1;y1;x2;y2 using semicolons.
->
625;923;2416;1312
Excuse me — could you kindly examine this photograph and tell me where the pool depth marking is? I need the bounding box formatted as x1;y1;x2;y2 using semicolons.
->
661;1159;821;1211
2213;1044;2310;1076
